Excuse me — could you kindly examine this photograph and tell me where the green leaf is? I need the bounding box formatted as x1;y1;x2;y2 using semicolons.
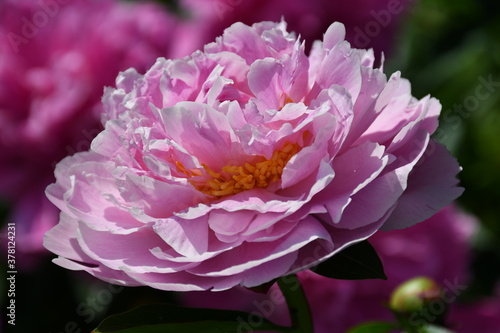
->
346;321;396;333
93;303;287;333
312;240;387;280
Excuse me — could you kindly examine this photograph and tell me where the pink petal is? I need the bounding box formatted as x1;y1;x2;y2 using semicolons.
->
186;216;331;277
160;101;241;169
382;141;464;230
323;22;346;50
76;222;197;274
309;41;362;104
44;212;94;264
154;216;209;257
247;58;282;110
321;141;388;223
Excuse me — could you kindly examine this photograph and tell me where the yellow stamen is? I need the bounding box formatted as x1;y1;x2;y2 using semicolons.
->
176;142;301;197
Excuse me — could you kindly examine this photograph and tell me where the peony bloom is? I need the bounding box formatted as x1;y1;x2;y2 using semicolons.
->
176;0;412;57
184;206;500;333
0;0;181;259
44;21;462;291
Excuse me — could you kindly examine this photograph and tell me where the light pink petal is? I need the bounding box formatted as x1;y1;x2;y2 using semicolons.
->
187;216;331;277
266;102;309;125
91;119;126;157
320;141;388;223
149;231;235;263
44;212;94;264
247;58;282;111
62;163;145;233
207;51;251;93
124;270;243;292
419;97;441;134
205;22;272;64
243;211;290;236
281;40;309;102
333;132;430;230
53;257;142;286
226;100;248;130
154;215;209;257
76;222;197;274
244;219;298;242
309;41;362;104
287;211;388;275
382;141;464;230
208;209;254;237
307;40;326;89
118;173;207;218
45;151;102;214
334;172;402;230
323;22;346;50
340;66;387;150
281;112;336;188
361;99;416;145
238;252;298;288
160;101;241;169
310;85;354;157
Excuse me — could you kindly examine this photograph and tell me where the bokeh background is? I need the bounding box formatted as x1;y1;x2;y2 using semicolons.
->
0;0;499;332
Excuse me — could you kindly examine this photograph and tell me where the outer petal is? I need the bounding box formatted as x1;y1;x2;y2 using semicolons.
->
154;216;209;257
319;141;389;224
322;22;346;50
186;213;331;277
382;141;464;230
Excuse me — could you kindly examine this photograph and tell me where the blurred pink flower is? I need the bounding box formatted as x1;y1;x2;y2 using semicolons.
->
44;20;462;291
0;0;181;261
177;0;413;56
297;205;478;332
183;205;500;333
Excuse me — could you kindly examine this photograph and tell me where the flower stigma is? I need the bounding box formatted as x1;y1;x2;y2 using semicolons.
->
176;142;301;197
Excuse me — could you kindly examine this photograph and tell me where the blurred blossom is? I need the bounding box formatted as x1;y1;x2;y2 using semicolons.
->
0;0;181;264
178;0;413;56
183;205;500;333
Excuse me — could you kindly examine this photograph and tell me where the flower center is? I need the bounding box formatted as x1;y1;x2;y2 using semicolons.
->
279;94;294;110
176;142;300;197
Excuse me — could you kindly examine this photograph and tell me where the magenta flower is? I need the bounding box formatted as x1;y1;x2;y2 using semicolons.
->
297;205;479;333
178;0;412;57
183;206;500;333
44;21;462;291
0;0;180;259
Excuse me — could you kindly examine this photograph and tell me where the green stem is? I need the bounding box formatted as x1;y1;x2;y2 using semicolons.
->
277;274;314;333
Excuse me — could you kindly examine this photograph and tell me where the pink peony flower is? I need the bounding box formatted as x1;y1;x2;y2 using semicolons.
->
0;0;181;259
183;206;500;333
44;20;463;291
176;0;412;57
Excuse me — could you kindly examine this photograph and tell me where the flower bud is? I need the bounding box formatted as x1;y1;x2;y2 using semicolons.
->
389;276;442;313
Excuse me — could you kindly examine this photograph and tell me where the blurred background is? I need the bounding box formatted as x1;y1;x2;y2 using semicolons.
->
0;0;499;332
